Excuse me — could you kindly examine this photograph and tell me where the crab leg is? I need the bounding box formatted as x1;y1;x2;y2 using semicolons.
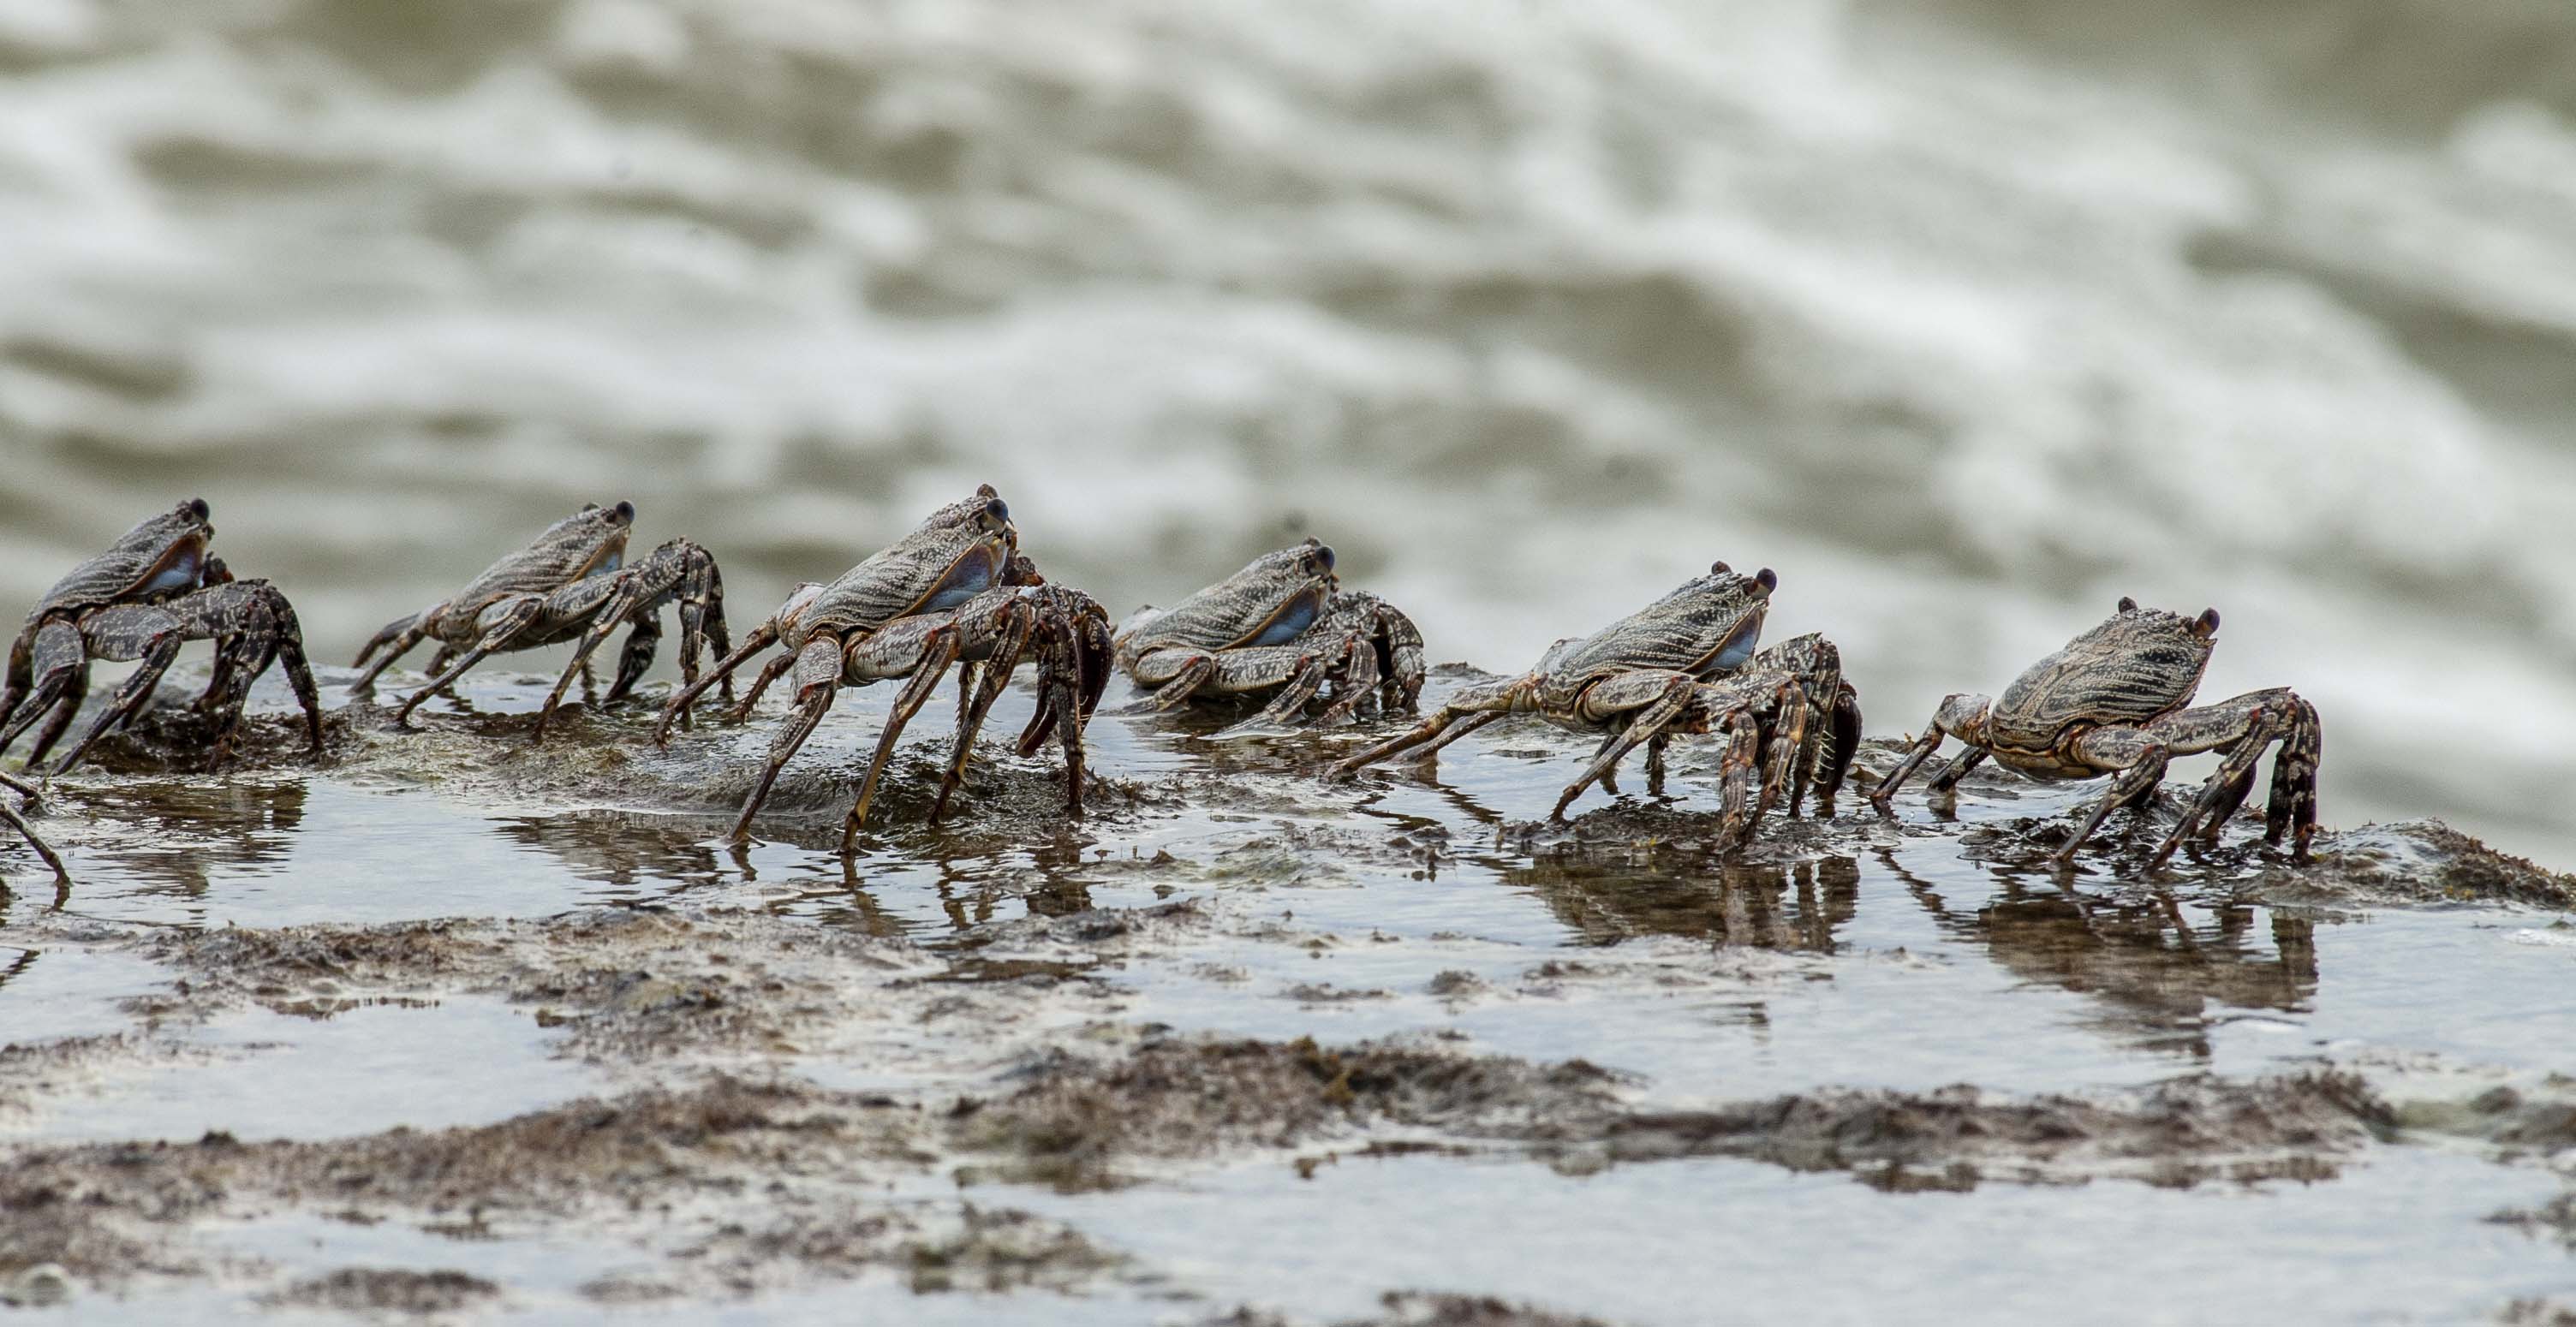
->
1;781;70;884
19;659;90;770
657;619;778;743
1921;749;1988;806
349;609;438;693
1548;670;1699;819
1869;726;1947;810
0;624;85;761
1312;634;1383;725
933;617;1036;824
49;607;184;775
2055;725;2172;862
2142;687;2322;865
1038;626;1089;818
1711;706;1765;848
1325;676;1529;779
1118;652;1217;714
728;639;843;842
392;595;546;727
843;625;966;848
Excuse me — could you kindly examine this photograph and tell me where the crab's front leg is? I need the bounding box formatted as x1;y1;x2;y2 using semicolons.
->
2138;687;2322;864
1751;634;1847;819
152;581;324;771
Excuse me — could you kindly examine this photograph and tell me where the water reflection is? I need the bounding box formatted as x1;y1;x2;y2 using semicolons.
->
490;810;734;893
1506;849;1860;951
73;777;307;899
1879;848;2319;1058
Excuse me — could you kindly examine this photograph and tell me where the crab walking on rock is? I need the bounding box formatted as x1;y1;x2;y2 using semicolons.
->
1870;598;2322;865
349;501;727;736
1;767;69;884
1327;563;1859;846
655;486;1111;848
1;498;322;776
1113;539;1423;732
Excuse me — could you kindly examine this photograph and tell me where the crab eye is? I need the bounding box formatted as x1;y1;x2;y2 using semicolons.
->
2193;608;2221;637
2118;595;2138;612
613;500;635;522
186;497;210;521
1309;543;1336;573
985;497;1010;524
1754;568;1777;595
1709;560;1730;574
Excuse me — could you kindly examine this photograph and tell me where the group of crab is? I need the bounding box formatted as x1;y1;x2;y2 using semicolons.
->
3;492;2321;884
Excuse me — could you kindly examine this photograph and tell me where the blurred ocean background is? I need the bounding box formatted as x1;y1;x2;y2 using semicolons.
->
3;0;2572;864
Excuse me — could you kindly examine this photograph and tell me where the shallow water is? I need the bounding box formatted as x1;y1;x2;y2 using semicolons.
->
3;672;2573;1321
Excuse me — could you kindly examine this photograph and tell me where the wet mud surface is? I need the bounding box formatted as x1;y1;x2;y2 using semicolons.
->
3;669;2574;1322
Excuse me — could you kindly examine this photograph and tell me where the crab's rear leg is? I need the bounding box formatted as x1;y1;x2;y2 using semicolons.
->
50;606;186;775
1118;648;1219;715
1921;748;1988;811
728;639;842;843
1210;646;1338;735
394;595;547;728
657;618;779;744
349;608;438;694
19;659;89;769
1550;669;1701;820
1;769;69;885
1323;675;1530;780
1870;694;1992;812
2056;725;2172;863
0;623;86;761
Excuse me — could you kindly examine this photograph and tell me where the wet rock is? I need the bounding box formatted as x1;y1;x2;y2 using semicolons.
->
0;1263;71;1308
2295;822;2576;910
260;1267;498;1315
1583;1071;2394;1187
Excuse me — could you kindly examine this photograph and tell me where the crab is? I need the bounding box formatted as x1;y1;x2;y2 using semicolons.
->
1869;597;2321;865
349;501;727;735
653;486;1111;848
1326;562;1860;845
1112;539;1423;733
2;498;323;777
2;768;69;884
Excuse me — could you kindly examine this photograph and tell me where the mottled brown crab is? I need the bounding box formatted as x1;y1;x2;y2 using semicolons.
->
1327;563;1860;845
1112;539;1423;732
350;502;726;735
2;767;68;884
654;486;1111;848
1870;598;2321;865
2;498;322;776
